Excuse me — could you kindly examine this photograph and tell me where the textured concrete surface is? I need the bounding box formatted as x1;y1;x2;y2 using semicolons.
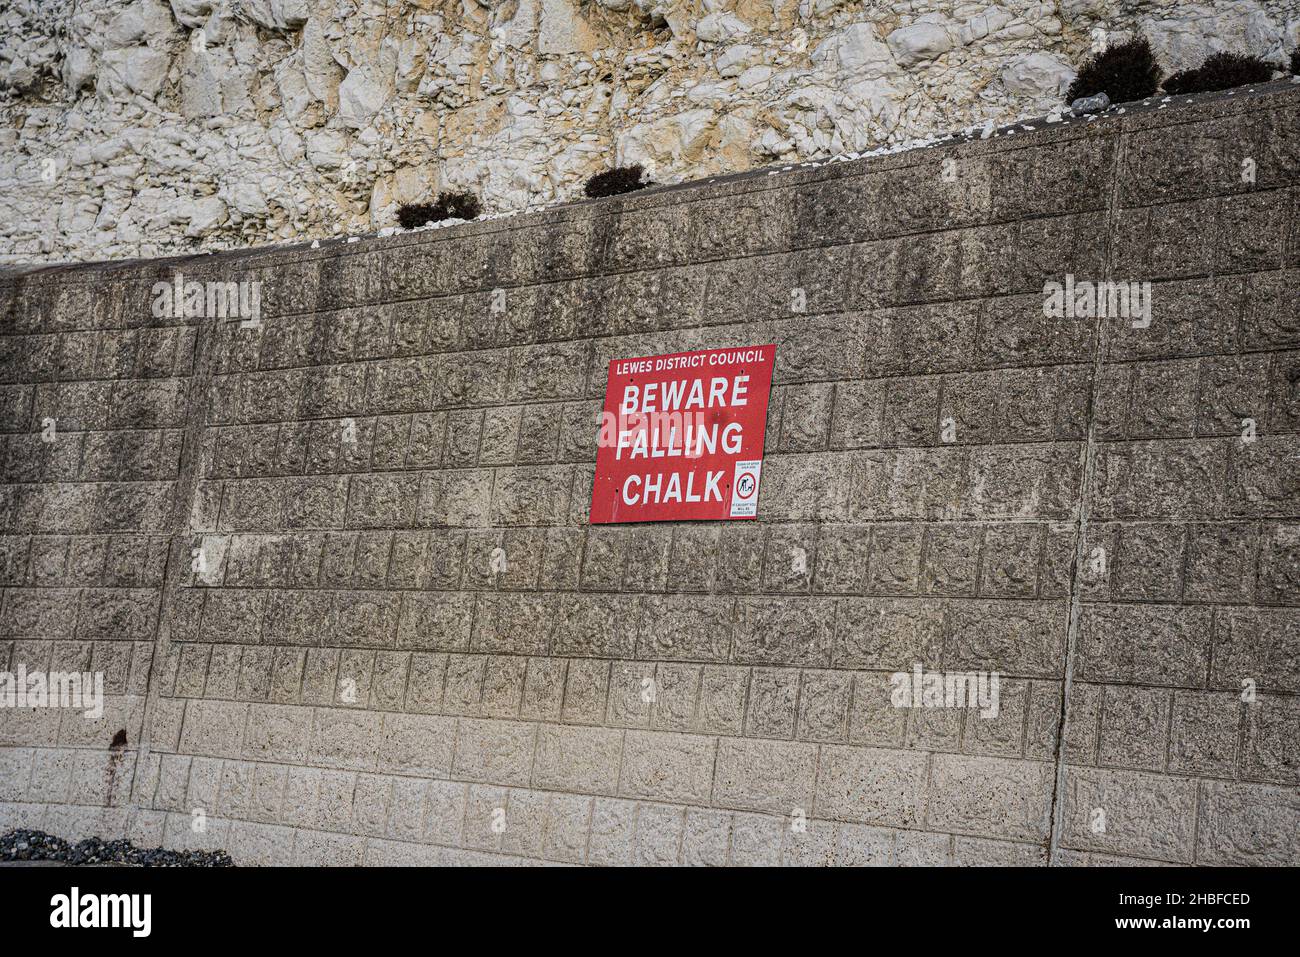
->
0;82;1297;866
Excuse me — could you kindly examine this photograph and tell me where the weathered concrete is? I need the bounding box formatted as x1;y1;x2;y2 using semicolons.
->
1;83;1298;866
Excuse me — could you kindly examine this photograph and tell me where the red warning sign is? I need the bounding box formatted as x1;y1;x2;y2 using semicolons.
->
589;344;776;524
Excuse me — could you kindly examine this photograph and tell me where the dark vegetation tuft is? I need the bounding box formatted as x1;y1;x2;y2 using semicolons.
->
396;191;482;228
1066;36;1162;105
1163;51;1278;95
584;165;651;198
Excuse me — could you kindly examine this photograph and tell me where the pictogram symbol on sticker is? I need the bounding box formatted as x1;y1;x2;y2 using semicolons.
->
730;460;762;517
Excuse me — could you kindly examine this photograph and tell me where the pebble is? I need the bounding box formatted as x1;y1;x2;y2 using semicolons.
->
0;828;233;868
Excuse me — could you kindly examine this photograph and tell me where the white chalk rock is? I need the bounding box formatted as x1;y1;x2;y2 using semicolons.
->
695;13;751;44
168;0;216;30
538;0;600;54
228;181;268;216
812;23;895;80
1001;52;1075;98
737;64;773;90
715;44;758;78
336;66;388;129
104;46;171;99
63;47;96;92
886;22;954;67
618;108;718;167
105;5;149;48
184;196;228;235
240;0;309;31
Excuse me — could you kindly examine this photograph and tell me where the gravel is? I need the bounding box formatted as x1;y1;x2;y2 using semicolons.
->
1;828;233;867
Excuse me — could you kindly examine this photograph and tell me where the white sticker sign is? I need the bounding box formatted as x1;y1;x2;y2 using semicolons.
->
729;460;762;518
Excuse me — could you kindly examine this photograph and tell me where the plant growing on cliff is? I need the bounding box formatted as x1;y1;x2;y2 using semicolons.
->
396;191;482;228
584;165;651;198
1163;51;1279;94
1066;37;1161;105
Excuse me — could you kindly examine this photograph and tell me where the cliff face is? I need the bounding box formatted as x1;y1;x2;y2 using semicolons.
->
2;0;1297;264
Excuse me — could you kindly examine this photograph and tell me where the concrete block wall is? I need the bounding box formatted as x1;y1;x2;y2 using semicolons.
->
1;84;1297;866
